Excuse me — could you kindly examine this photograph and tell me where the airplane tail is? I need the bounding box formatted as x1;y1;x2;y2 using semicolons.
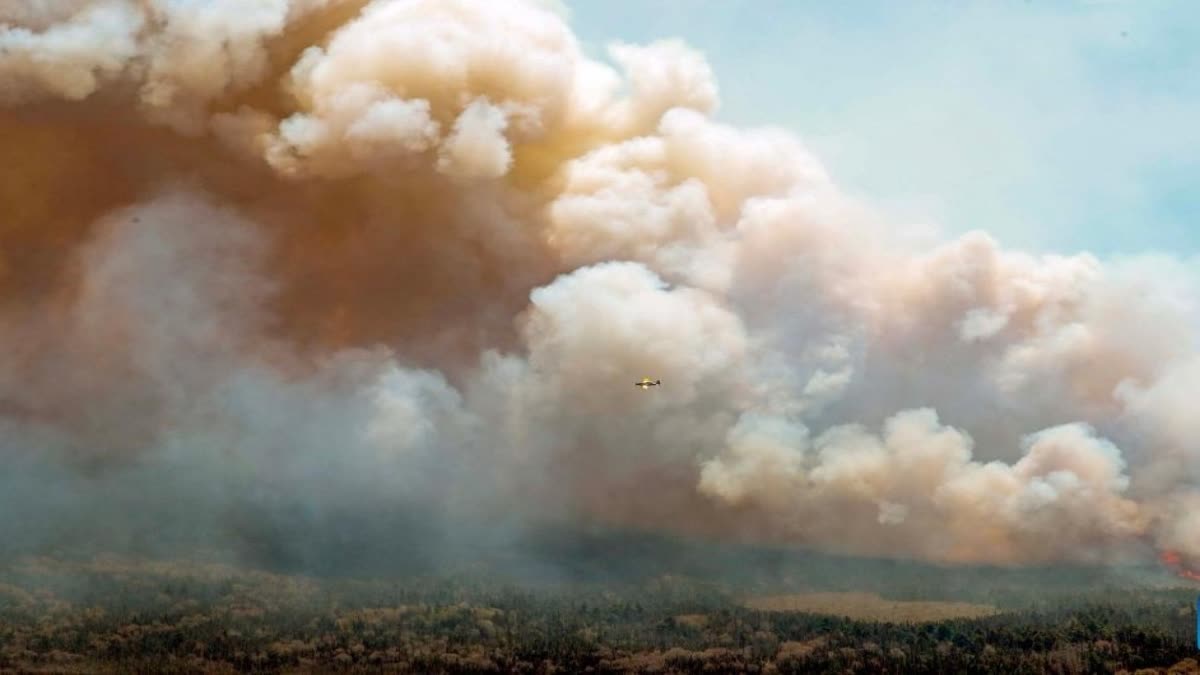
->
655;379;661;385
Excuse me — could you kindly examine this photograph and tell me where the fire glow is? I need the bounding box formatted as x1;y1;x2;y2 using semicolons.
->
1160;551;1200;582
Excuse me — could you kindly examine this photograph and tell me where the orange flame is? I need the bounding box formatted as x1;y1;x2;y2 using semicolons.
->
1159;550;1200;582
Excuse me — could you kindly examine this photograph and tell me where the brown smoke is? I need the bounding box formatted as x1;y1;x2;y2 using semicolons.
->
1;0;1198;570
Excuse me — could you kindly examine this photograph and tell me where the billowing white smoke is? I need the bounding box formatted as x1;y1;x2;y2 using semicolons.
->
1;0;1198;570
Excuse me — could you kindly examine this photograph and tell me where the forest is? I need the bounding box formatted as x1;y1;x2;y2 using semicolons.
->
2;536;1198;674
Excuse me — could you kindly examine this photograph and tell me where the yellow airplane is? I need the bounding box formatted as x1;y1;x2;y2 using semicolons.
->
634;377;661;389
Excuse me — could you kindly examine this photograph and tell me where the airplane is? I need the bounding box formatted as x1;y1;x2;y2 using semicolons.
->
635;377;661;389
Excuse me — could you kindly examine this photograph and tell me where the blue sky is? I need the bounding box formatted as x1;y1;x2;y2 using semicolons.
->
564;0;1200;257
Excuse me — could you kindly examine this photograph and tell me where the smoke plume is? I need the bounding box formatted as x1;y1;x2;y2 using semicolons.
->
1;0;1198;573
